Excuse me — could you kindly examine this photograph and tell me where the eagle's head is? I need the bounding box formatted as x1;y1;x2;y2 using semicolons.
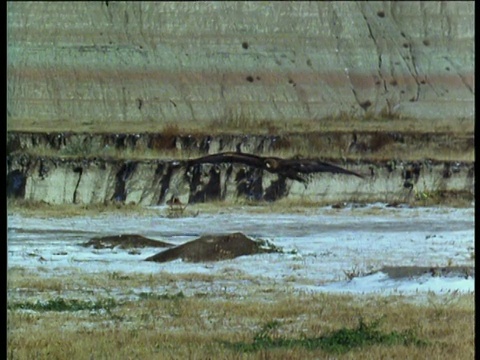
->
264;158;278;170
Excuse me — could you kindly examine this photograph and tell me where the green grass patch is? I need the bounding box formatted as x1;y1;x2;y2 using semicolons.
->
224;317;427;354
8;297;118;313
137;291;186;301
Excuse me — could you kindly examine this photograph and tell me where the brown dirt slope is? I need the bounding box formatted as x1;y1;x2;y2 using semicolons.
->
145;232;275;263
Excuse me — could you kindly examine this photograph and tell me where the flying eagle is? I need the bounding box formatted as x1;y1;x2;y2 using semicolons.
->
184;152;364;183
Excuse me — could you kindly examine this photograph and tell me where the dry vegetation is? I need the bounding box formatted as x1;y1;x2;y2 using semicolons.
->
8;111;474;134
6;199;161;218
7;111;474;358
6;184;474;221
8;113;474;163
7;268;474;359
8;131;474;164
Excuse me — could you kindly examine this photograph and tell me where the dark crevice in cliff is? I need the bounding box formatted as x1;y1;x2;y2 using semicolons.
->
112;162;138;202
264;176;289;202
157;163;174;205
73;167;83;204
38;159;51;179
443;56;473;94
235;167;263;201
402;163;422;189
7;170;27;198
188;165;222;204
360;5;388;95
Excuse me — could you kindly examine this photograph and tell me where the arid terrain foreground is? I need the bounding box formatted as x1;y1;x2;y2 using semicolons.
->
7;2;474;359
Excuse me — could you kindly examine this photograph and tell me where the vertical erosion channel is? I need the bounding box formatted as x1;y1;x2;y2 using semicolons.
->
72;166;83;204
112;162;138;202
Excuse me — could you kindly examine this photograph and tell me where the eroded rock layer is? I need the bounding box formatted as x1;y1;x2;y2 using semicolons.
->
8;2;474;131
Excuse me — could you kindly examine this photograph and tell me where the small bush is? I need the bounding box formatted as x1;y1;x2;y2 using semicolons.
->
343;265;364;280
137;291;185;301
60;137;100;157
8;297;118;313
224;317;427;354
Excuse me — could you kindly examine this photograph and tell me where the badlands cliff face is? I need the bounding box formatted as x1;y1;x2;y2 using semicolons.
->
7;2;474;129
6;130;474;205
7;2;474;205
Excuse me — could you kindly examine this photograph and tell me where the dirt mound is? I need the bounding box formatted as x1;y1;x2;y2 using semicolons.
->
375;266;474;279
145;232;273;263
82;234;174;249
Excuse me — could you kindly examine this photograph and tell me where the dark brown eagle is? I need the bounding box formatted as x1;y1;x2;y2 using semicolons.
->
184;152;364;183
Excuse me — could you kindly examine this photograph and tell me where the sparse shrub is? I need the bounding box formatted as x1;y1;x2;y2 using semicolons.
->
8;297;118;313
223;317;426;353
162;123;181;137
166;203;186;218
108;272;131;280
369;132;395;152
211;107;261;133
270;136;292;151
255;238;293;254
60;136;101;157
343;265;364;280
376;99;402;120
138;291;185;301
147;124;182;151
258;120;279;134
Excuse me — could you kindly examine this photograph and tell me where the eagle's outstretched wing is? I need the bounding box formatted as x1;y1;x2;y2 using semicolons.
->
183;152;364;181
279;158;364;179
186;152;266;169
